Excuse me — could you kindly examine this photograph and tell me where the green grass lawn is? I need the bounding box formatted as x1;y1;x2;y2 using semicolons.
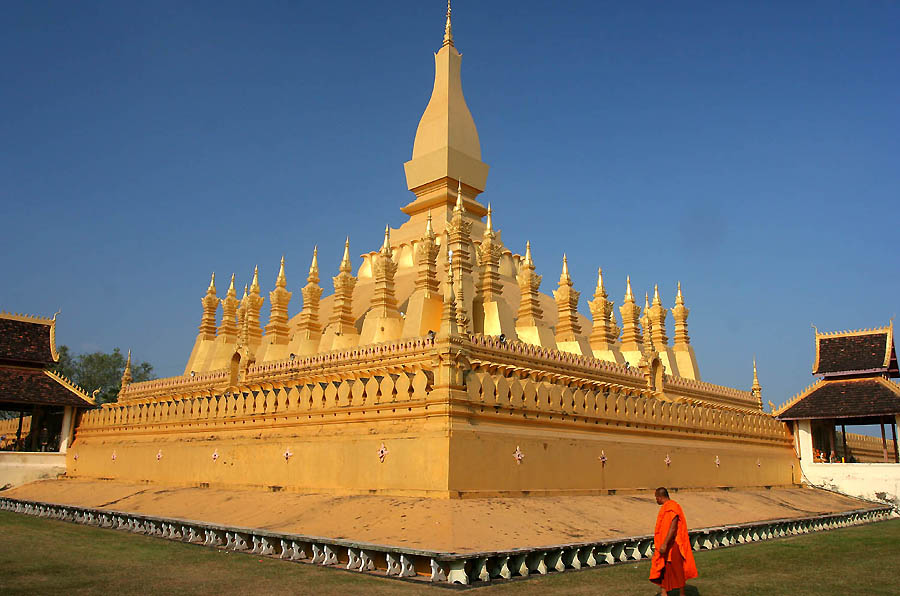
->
1;510;897;595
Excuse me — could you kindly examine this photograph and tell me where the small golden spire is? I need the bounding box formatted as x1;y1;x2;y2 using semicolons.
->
454;180;464;213
625;276;634;302
276;256;287;288
442;0;454;48
340;237;352;273
524;241;533;266
120;348;133;388
596;267;605;294
560;254;571;284
207;272;216;294
644;292;650;311
653;284;661;306
381;225;392;255
242;284;249;300
425;210;434;238
227;273;236;298
485;203;493;233
675;281;684;305
250;266;260;293
308;245;319;278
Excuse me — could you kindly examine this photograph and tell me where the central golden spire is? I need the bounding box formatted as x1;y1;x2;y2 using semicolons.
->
443;0;453;48
403;1;489;218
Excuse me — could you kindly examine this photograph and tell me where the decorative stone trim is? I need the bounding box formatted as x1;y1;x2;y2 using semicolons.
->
0;496;892;586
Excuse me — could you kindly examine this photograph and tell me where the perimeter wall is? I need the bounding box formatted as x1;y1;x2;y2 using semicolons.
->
64;336;799;497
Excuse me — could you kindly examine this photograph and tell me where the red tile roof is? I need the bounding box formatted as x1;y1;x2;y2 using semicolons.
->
0;316;58;366
813;326;897;378
777;378;900;420
0;367;94;407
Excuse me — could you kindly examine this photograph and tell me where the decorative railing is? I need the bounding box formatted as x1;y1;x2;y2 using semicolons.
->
464;370;790;443
842;432;897;463
79;368;435;433
119;336;438;402
79;364;789;447
120;369;231;401
0;416;30;448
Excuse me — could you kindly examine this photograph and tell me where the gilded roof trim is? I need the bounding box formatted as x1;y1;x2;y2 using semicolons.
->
43;369;96;406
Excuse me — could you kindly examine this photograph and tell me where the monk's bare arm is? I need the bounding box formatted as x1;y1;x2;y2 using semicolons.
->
660;514;679;555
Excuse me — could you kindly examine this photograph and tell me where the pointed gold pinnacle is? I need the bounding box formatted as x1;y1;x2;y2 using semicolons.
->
625;276;634;302
207;272;216;294
276;256;287;288
442;0;454;47
382;225;392;254
340;237;352;273
560;254;571;284
250;266;260;293
425;210;434;237
653;284;661;306
227;273;236;297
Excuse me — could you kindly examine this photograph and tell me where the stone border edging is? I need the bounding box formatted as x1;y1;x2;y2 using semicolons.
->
0;496;892;586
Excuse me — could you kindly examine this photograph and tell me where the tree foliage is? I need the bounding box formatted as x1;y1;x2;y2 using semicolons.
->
53;346;155;405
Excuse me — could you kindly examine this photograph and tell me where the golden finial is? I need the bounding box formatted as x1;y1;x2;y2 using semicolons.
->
524;241;533;266
250;266;260;293
227;273;236;298
644;292;650;310
596;267;606;294
442;0;454;48
652;284;661;306
207;272;216;294
340;237;352;273
121;348;132;388
310;245;319;272
276;256;287;288
425;210;434;238
625;276;634;301
242;284;249;300
675;281;684;305
560;254;571;284
381;225;392;255
454;180;464;213
485;203;493;233
752;357;762;397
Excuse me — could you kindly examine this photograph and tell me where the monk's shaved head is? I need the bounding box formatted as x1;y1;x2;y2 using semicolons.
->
655;487;669;499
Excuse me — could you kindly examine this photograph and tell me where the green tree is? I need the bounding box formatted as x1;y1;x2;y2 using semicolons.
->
53;346;155;405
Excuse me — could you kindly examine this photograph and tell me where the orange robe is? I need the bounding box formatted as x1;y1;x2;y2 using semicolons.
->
649;499;698;589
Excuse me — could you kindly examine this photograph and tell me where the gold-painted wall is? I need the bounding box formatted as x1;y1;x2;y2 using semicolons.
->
68;339;799;497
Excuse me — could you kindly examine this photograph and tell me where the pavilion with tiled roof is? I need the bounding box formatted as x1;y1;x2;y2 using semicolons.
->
775;323;899;463
0;312;94;454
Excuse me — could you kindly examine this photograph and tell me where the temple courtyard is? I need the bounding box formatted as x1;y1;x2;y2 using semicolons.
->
1;508;897;595
2;479;875;552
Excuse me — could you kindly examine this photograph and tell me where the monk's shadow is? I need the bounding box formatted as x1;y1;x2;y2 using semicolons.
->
663;588;701;596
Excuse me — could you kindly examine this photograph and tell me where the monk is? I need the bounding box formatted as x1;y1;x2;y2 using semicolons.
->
649;487;697;595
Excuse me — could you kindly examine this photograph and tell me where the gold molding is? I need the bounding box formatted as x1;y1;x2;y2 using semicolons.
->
44;369;96;405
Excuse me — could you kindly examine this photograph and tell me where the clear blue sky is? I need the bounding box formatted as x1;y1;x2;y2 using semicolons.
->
2;1;898;414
